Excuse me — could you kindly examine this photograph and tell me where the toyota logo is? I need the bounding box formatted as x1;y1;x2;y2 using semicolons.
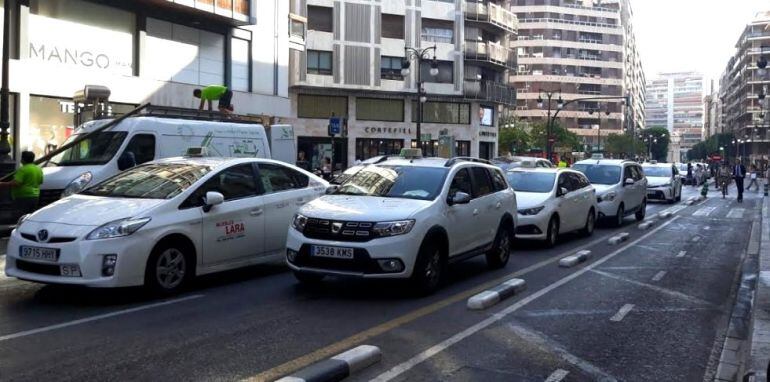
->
331;222;343;234
37;229;49;242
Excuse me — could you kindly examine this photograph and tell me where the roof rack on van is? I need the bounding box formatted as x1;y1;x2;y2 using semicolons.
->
444;157;493;167
137;105;264;124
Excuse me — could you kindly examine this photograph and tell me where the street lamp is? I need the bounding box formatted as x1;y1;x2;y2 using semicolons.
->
588;107;611;154
402;45;438;149
639;131;666;161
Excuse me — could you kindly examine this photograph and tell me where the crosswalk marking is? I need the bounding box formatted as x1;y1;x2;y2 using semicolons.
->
545;369;570;382
677;251;687;258
652;271;667;282
693;206;717;217
726;208;745;219
610;304;635;322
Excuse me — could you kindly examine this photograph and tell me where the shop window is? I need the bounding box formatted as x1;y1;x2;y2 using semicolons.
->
308;6;333;32
297;137;348;171
357;98;404;122
412;101;470;124
420;60;453;84
380;56;404;80
123;134;156;165
297;94;347;119
480;106;494;126
307;50;332;75
382;14;404;39
456;140;470;156
145;17;225;85
355;138;404;160
479;142;495;160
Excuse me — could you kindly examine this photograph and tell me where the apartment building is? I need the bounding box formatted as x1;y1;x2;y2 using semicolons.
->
286;0;518;168
2;0;298;163
719;11;770;163
703;80;720;139
510;0;645;152
644;72;704;160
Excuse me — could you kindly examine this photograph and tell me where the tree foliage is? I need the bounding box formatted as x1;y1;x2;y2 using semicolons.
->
528;122;582;152
687;133;735;161
603;133;643;158
641;127;670;162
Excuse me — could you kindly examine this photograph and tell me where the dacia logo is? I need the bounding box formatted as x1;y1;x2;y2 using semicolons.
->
331;222;343;234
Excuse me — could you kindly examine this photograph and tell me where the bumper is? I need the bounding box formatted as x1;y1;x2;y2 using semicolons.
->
596;199;621;219
285;227;422;279
515;214;548;240
647;187;673;201
5;228;154;288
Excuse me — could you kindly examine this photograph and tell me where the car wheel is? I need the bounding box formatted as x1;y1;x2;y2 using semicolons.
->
410;241;444;295
545;216;559;248
615;205;625;227
581;209;596;237
635;199;646;221
293;271;325;285
675;186;682;202
486;223;512;269
145;244;193;294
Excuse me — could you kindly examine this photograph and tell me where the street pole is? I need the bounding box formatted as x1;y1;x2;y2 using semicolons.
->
416;62;422;150
0;0;12;166
403;46;437;150
546;98;552;161
596;115;601;153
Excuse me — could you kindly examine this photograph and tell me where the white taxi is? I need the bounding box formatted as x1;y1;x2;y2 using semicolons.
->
5;157;328;293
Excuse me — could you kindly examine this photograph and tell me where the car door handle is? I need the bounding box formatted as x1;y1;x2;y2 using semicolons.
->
295;198;305;206
495;201;501;209
250;208;263;216
473;209;479;216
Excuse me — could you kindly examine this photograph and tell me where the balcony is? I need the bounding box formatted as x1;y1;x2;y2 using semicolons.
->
464;80;517;105
464;2;519;34
136;0;253;26
464;41;516;69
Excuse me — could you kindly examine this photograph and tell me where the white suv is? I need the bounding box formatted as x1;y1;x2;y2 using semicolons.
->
286;156;518;294
572;159;647;226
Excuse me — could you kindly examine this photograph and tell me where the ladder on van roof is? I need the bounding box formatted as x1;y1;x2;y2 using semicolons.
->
137;105;265;125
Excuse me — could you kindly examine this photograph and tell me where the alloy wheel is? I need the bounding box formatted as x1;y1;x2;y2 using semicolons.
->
156;248;186;290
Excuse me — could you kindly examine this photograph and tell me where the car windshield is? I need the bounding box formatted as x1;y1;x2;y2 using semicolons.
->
506;172;556;193
82;163;211;199
48;132;128;166
331;165;363;185
334;165;448;200
572;164;621;185
643;167;671;177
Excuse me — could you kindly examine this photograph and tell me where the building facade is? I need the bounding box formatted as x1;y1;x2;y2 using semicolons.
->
286;0;518;169
509;0;645;151
703;79;720;139
719;11;770;164
2;0;299;163
644;71;704;161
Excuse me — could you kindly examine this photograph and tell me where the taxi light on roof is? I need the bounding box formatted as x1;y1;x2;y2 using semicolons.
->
591;153;604;159
400;148;423;159
185;147;208;157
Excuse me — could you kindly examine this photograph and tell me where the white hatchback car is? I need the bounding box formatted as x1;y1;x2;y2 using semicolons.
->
286;156;517;294
572;159;648;226
507;168;597;247
5;157;328;293
642;163;682;203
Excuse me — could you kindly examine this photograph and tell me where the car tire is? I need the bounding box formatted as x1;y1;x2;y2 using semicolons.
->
145;243;193;295
486;223;513;269
675;186;682;202
635;199;646;221
581;209;596;237
615;205;625;227
293;271;325;285
545;216;559;248
410;240;445;295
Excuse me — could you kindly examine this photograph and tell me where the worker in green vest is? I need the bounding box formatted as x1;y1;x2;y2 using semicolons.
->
193;85;234;115
0;151;44;214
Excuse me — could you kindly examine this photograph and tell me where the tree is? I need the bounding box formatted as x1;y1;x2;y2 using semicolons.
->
604;133;643;158
687;133;735;161
497;125;530;156
529;122;582;152
641;127;670;161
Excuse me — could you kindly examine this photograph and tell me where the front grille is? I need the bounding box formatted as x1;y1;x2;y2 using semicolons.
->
39;189;63;207
20;233;77;243
646;190;665;200
290;244;381;274
16;259;61;276
303;218;375;242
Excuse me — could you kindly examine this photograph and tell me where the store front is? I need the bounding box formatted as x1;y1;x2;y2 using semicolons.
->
296;136;348;172
418;140;471;157
479;141;495;160
355;138;404;161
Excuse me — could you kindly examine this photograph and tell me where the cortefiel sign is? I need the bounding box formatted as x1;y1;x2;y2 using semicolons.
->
28;14;134;76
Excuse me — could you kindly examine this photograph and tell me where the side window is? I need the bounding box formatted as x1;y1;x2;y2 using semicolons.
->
449;168;473;197
183;164;259;207
258;163;309;194
623;166;633;181
573;173;589;189
634;166;644;181
557;173;575;192
123;134;156;165
470;166;494;197
489;169;508;191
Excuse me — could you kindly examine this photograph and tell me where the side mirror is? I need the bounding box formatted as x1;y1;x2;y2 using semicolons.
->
448;191;472;206
202;191;224;213
557;187;568;197
325;185;339;195
624;178;635;186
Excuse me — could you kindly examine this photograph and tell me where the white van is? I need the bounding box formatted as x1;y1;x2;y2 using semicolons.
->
39;116;272;206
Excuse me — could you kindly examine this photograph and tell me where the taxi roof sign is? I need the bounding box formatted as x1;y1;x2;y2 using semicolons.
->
400;148;423;159
185;147;208;157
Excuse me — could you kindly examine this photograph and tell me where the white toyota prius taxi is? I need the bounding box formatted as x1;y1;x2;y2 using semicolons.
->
5;157;328;293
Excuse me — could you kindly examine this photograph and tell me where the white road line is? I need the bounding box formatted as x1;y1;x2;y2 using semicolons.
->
370;218;679;382
652;271;667;282
727;208;745;219
609;304;635;322
661;204;687;216
693;206;716;217
591;269;718;308
704;226;710;230
0;255;7;281
545;369;570;382
0;294;204;342
677;250;687;258
691;236;700;242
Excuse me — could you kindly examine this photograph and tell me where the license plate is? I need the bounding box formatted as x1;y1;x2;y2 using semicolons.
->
311;245;354;259
60;265;81;277
19;246;59;262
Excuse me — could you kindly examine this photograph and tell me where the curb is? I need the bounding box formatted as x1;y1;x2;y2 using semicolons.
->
276;345;381;382
638;220;656;230
467;278;526;310
559;250;592;268
659;211;673;219
608;232;630;245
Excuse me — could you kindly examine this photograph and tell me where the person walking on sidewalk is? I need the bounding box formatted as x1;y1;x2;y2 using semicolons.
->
747;164;760;191
734;159;747;202
0;151;43;214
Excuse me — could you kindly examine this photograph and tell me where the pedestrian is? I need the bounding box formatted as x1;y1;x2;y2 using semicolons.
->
193;85;234;115
296;151;311;171
695;164;704;186
321;157;332;180
747;165;760;191
687;162;693;187
0;151;44;215
719;162;732;198
734;159;747;202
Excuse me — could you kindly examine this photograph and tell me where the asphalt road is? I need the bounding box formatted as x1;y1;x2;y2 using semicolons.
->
0;185;759;382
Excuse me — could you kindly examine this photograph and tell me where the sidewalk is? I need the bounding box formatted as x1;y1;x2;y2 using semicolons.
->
747;196;770;380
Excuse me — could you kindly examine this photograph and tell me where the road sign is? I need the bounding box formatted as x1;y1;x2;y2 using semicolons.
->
328;117;342;136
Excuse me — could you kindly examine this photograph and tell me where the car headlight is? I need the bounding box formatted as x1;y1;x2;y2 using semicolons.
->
372;220;415;237
599;191;616;202
16;213;30;228
86;217;151;240
518;206;545;216
292;214;308;231
62;172;93;197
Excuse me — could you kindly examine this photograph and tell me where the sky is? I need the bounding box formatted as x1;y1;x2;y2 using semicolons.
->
632;0;768;90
